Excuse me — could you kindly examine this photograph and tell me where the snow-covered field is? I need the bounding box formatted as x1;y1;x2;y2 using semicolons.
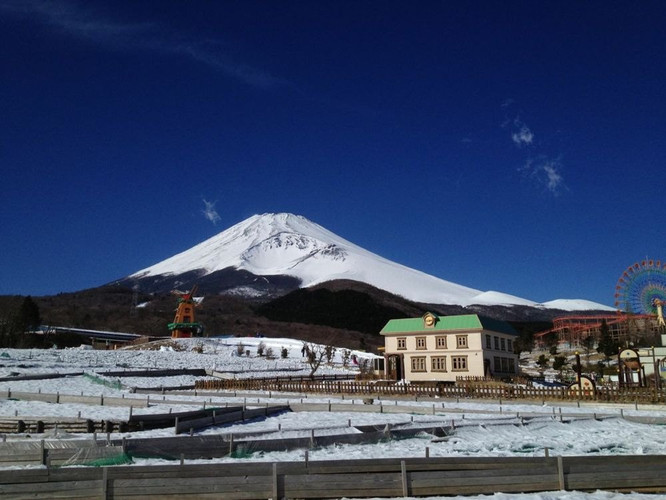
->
1;336;665;500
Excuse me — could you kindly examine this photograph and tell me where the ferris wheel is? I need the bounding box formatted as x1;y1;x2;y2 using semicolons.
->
614;259;666;315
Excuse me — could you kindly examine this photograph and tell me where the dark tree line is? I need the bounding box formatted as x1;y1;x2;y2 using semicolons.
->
0;296;42;347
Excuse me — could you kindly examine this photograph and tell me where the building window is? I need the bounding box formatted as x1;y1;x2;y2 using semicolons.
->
432;356;447;372
456;335;468;349
493;356;516;373
501;338;506;351
485;334;491;349
436;336;447;349
507;339;513;353
452;356;468;371
411;356;426;372
397;338;406;350
416;337;427;350
494;336;499;350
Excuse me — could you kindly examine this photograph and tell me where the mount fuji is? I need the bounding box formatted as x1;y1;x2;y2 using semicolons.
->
117;213;612;312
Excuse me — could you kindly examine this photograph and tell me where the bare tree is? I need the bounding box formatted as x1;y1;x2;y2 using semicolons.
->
325;345;337;364
303;342;327;378
341;349;351;367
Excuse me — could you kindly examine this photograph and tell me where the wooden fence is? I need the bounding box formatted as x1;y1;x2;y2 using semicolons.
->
1;454;665;498
194;377;666;403
0;441;126;467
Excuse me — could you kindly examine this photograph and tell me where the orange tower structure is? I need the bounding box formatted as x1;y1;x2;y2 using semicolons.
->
168;285;203;338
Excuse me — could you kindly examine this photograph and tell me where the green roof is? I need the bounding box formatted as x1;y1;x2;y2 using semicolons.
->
380;313;517;336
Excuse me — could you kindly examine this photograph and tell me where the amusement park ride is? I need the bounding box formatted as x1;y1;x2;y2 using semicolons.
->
536;259;666;348
535;258;666;391
168;285;203;338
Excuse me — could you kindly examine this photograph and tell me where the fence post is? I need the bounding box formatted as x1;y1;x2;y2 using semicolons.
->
102;467;109;500
557;456;565;490
273;463;279;500
401;460;408;497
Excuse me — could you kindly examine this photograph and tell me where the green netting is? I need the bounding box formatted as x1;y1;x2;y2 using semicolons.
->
83;373;123;390
230;447;256;459
85;453;133;467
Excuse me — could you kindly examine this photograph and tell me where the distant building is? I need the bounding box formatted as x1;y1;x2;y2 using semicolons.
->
380;313;519;382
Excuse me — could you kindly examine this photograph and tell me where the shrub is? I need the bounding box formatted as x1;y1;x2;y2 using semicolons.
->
236;342;245;356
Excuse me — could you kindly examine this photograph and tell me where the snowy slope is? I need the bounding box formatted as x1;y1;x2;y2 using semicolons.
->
129;213;613;310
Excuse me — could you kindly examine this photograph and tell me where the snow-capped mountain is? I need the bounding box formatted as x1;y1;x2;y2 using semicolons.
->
123;213;613;311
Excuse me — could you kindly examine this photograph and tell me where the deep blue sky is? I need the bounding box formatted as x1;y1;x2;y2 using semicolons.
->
2;1;664;306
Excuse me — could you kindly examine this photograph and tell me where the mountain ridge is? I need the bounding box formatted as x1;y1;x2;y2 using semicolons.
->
116;213;613;312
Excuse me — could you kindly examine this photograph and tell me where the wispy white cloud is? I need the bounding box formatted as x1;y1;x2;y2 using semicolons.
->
1;1;153;43
501;100;566;196
0;0;286;88
511;124;534;147
202;199;221;225
520;157;566;196
173;42;288;89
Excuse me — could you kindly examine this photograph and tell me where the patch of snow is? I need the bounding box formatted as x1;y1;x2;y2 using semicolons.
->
540;299;616;312
470;290;538;307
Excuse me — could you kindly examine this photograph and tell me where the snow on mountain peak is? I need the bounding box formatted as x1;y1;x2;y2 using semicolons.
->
129;212;612;311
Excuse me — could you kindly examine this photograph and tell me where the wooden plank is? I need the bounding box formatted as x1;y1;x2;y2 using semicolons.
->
109;476;273;496
112;492;270;500
283;472;403;498
563;454;666;468
407;465;558;481
60;394;149;408
105;462;280;479
0;480;105;498
410;469;560;485
566;468;666;489
305;456;550;474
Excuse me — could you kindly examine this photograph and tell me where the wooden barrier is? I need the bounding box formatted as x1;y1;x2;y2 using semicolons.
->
0;442;126;467
0;372;84;382
1;390;149;408
0;455;665;498
172;406;289;434
194;378;666;403
97;368;207;378
0;417;123;435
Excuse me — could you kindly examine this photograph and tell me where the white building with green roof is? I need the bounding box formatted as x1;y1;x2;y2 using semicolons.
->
379;313;519;382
